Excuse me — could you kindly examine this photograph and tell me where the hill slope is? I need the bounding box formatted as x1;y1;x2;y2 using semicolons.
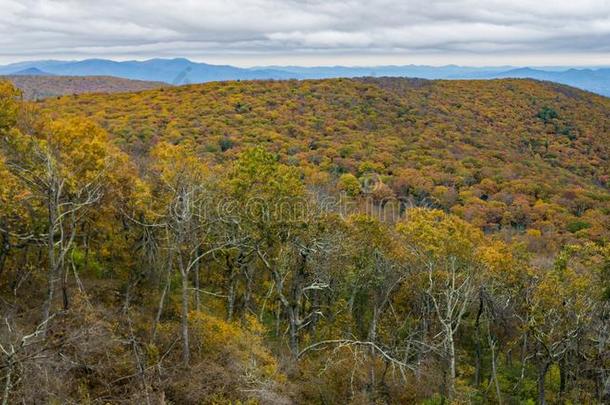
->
41;77;610;241
4;75;168;99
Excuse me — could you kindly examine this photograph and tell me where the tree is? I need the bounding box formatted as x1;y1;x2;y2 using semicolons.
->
338;173;361;197
0;156;27;278
228;147;340;358
397;208;484;400
527;243;607;404
345;214;408;392
147;141;221;365
1;114;125;334
528;250;595;404
0;81;19;133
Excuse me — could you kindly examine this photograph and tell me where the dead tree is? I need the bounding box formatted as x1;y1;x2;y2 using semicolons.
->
425;257;476;400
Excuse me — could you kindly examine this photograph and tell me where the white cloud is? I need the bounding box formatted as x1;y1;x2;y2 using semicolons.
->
1;0;610;65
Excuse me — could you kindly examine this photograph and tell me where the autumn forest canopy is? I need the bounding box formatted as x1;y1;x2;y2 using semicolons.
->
0;77;609;404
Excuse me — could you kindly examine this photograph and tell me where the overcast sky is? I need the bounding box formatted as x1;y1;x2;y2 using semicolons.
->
1;0;610;66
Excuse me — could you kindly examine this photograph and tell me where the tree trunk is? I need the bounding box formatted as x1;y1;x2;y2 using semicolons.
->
538;361;549;405
194;249;201;312
275;300;281;338
488;327;502;404
288;306;299;357
0;229;9;278
180;264;190;366
559;357;566;399
309;290;320;334
368;306;379;394
1;358;12;405
226;255;236;321
61;261;69;310
83;224;90;270
519;330;529;385
447;329;456;400
42;194;57;336
227;276;236;321
151;255;172;342
474;294;484;387
242;262;253;317
286;252;307;359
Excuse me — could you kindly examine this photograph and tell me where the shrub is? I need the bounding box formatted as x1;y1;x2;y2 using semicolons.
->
537;106;558;123
567;220;591;233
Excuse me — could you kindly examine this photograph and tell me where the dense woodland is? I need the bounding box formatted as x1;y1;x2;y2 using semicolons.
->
3;75;167;100
0;77;609;404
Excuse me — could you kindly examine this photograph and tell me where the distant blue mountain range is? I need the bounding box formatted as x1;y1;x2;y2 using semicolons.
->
10;67;54;76
1;58;609;97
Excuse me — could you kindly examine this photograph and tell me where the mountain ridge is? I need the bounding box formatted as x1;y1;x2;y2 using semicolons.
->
2;74;167;99
1;58;609;96
11;67;53;76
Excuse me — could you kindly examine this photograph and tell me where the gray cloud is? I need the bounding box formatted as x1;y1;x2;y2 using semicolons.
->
1;0;610;65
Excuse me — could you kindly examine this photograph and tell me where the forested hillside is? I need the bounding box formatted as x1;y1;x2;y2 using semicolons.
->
44;78;610;242
4;75;167;100
1;78;609;404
